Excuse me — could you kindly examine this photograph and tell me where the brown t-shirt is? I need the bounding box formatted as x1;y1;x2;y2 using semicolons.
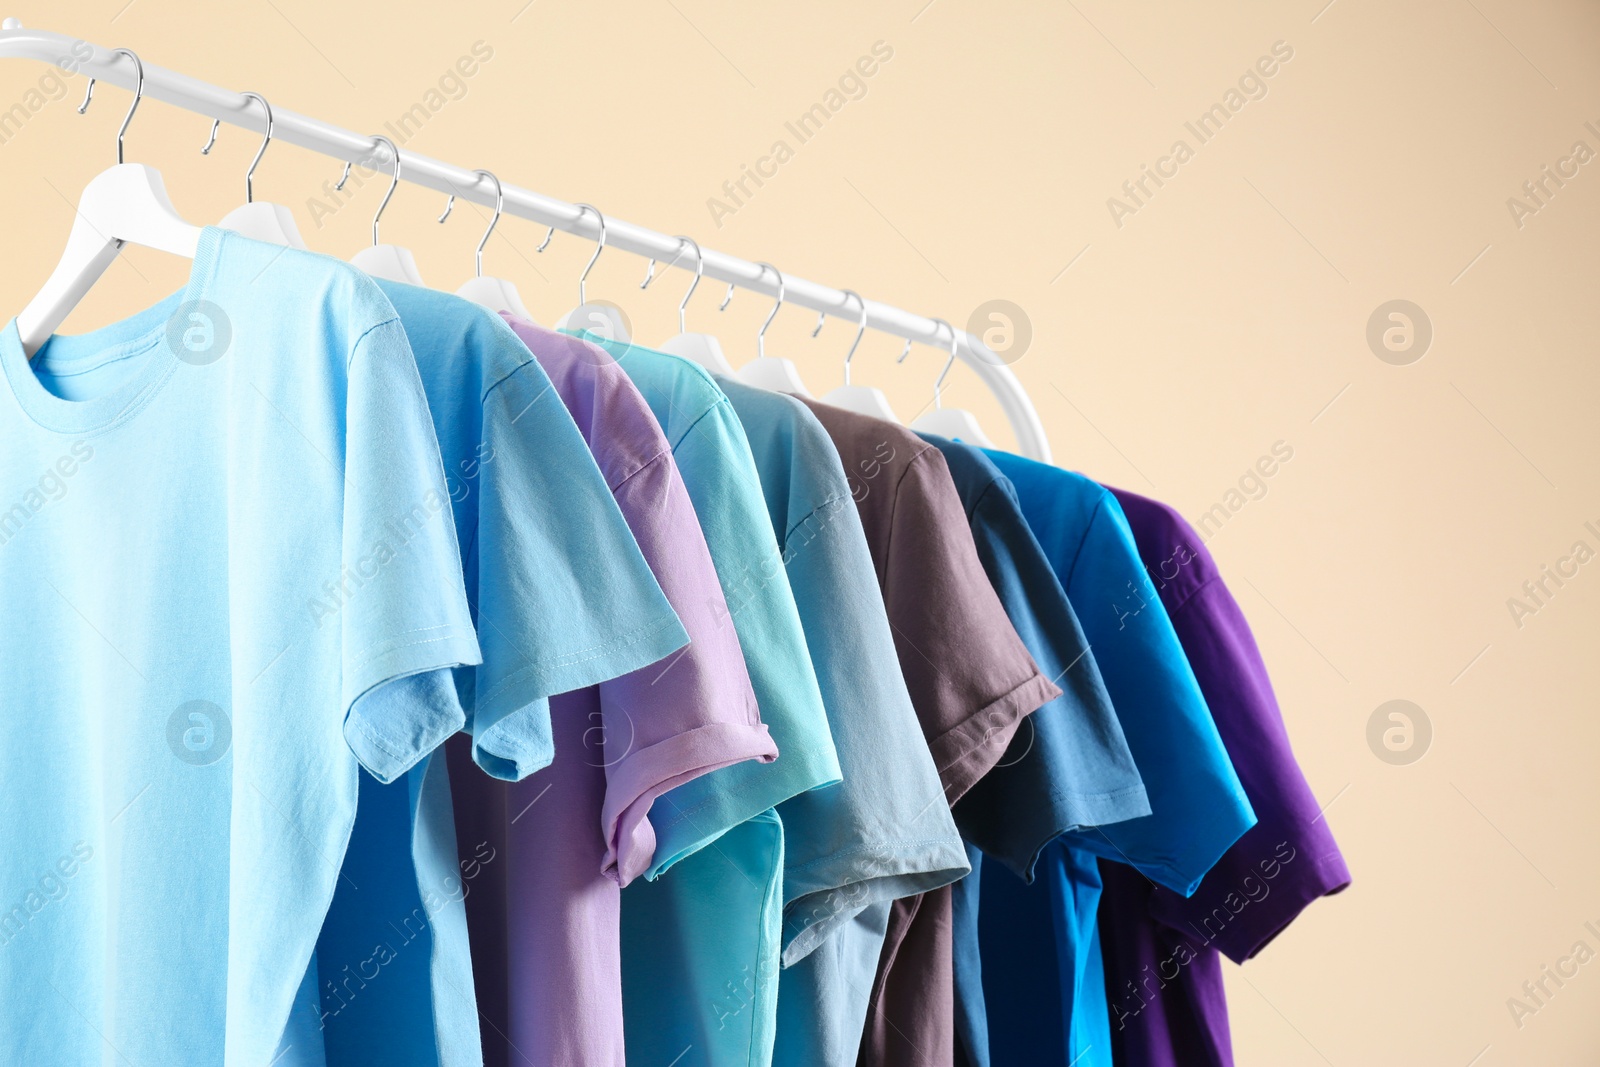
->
798;398;1061;1067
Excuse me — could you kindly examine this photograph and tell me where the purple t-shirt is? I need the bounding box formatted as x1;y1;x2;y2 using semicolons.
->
797;399;1061;1067
1098;487;1351;1067
448;321;776;1067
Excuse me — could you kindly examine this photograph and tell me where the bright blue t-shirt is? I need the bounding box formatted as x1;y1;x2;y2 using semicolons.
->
914;435;1151;1067
0;230;481;1064
299;289;690;1067
974;452;1255;1067
570;333;842;1067
724;381;969;1067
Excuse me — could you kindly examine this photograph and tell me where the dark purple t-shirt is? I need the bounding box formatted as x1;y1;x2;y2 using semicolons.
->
1098;487;1351;1067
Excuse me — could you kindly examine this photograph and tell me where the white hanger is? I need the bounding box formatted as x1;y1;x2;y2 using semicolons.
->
820;290;900;423
656;235;734;374
437;169;531;318
347;135;426;286
203;92;308;250
733;262;812;396
910;318;996;447
553;203;631;343
15;48;202;357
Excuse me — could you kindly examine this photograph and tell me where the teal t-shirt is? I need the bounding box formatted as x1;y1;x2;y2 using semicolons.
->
569;331;842;1067
719;379;970;1067
0;229;481;1064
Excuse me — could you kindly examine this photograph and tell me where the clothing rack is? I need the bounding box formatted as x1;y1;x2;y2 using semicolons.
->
0;21;1052;462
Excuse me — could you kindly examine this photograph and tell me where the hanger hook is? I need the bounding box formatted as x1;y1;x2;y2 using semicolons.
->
669;236;703;334
718;280;736;312
836;290;867;387
469;170;504;278
929;318;959;409
572;203;606;306
755;262;784;361
235;92;274;204
895;336;914;365
363;134;401;246
104;48;144;166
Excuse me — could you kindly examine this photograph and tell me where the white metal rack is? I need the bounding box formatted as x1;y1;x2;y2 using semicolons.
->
0;21;1051;461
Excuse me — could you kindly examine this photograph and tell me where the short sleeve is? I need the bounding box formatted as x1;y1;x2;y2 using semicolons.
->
1061;496;1255;894
776;492;969;963
469;359;689;780
338;317;483;785
641;401;840;879
880;450;1062;803
1144;577;1351;959
599;450;777;886
952;481;1149;880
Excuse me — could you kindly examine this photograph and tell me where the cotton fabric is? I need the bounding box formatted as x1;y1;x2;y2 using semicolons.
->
797;400;1062;1067
570;332;841;1067
0;229;480;1065
721;380;969;1067
443;317;774;1067
972;454;1255;1067
1096;486;1351;1067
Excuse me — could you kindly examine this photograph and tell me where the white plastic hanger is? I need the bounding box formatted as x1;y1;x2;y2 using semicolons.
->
16;48;202;357
553;203;631;343
656;235;733;374
820;290;900;422
346;135;426;286
203;92;307;250
910;318;996;447
437;169;531;318
733;262;812;396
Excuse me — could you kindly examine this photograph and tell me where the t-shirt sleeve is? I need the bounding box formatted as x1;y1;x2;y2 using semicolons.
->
953;483;1150;881
1062;496;1255;895
642;403;840;879
777;492;970;964
468;358;689;780
1145;577;1351;960
881;449;1062;804
599;449;778;887
339;316;483;785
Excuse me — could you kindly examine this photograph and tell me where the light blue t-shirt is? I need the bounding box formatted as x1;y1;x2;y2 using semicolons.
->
975;453;1255;1067
720;380;969;1067
0;229;481;1064
297;288;690;1067
569;332;842;1067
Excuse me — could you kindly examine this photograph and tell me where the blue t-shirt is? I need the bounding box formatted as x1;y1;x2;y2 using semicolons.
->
724;381;969;1067
914;435;1151;1067
570;333;843;1067
302;289;690;1067
0;229;481;1064
974;452;1254;1067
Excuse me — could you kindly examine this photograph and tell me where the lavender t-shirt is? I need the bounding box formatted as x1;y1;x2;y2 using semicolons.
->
448;320;776;1067
1097;487;1350;1067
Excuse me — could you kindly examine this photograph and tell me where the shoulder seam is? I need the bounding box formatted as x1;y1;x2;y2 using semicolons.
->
345;316;402;370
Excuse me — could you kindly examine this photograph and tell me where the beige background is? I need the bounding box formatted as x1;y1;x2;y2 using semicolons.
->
1;0;1596;1062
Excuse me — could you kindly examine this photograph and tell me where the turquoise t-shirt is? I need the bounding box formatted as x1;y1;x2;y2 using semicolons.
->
297;288;690;1067
0;229;481;1064
720;379;969;1067
975;453;1255;1067
569;331;842;1067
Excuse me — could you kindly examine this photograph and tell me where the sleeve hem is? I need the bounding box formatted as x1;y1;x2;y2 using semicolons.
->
602;720;779;886
342;626;481;784
1156;847;1352;963
996;783;1154;885
472;606;688;740
778;837;972;965
925;671;1063;805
